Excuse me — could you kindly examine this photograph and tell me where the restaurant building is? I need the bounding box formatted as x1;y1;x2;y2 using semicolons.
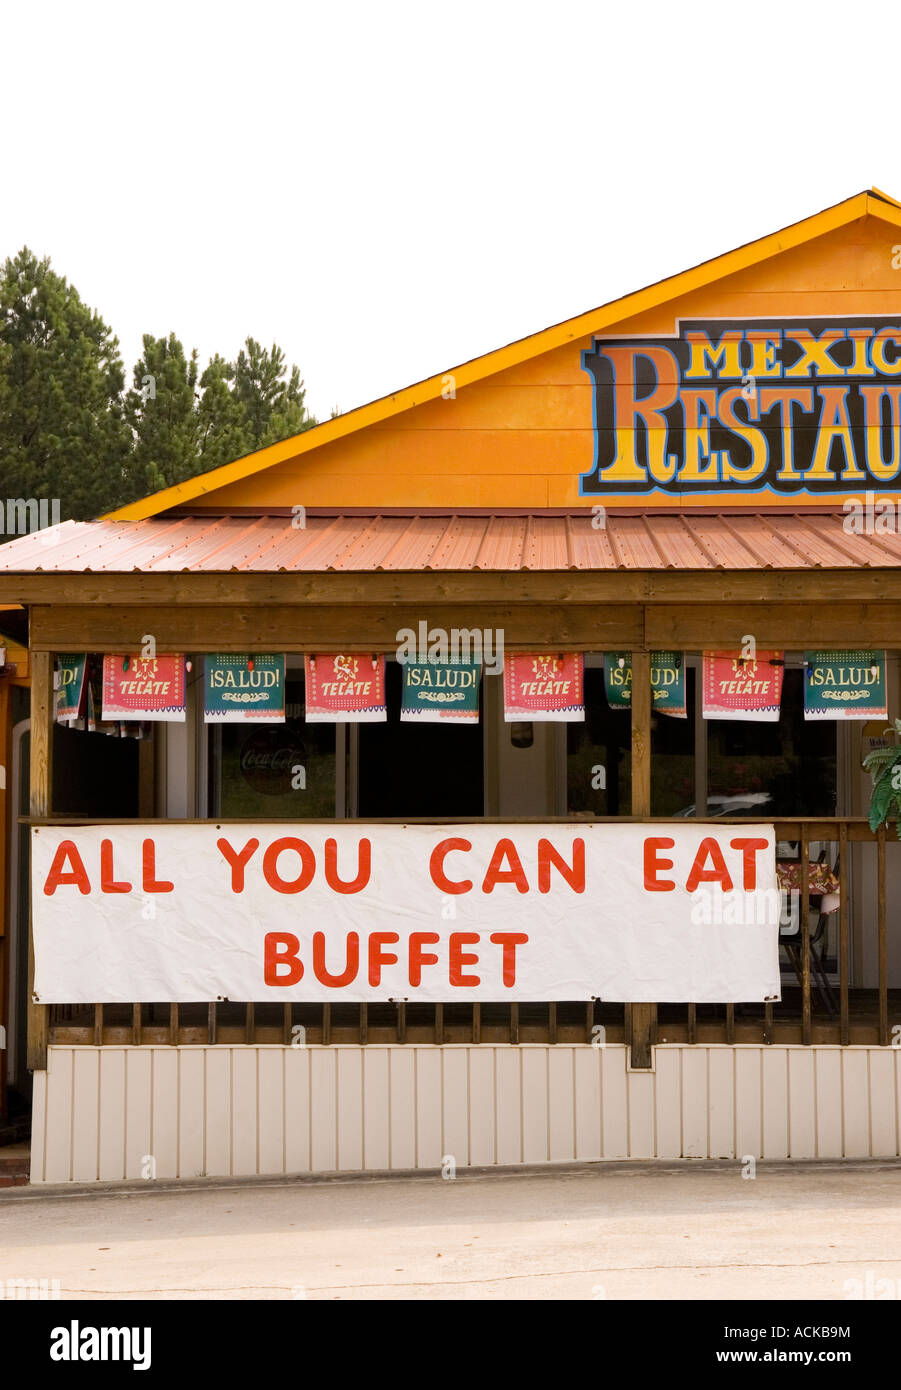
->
3;189;901;1182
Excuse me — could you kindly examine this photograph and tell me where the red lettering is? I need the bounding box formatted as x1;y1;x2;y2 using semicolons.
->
262;837;315;894
142;838;173;892
216;836;259;892
481;838;528;894
489;931;528;986
449;932;480;986
100;838;131;893
42;840;90;895
537;837;585;893
408;932;440;986
368;932;399;986
324;837;371;893
685;837;734;892
312;931;359;987
729;837;769;890
644;837;675;891
264;931;303;986
429;838;472;894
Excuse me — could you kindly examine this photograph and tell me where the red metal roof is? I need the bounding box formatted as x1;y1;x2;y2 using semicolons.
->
0;511;899;573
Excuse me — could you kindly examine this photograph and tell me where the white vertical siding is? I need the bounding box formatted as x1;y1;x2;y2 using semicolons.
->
29;1044;901;1184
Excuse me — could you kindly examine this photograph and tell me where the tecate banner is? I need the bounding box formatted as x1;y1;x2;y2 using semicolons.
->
32;823;782;1005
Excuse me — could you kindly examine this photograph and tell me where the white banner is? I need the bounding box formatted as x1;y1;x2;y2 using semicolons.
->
32;823;781;1004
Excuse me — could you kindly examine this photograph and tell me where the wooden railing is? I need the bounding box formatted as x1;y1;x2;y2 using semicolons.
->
45;818;901;1053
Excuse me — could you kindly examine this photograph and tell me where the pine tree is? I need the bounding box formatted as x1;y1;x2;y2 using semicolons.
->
124;334;200;492
0;247;132;536
233;338;316;450
196;354;251;472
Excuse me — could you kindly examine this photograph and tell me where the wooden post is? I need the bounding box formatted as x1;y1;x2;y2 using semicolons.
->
27;650;52;1071
629;650;656;1069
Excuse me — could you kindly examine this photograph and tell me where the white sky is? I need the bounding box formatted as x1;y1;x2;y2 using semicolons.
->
3;0;899;423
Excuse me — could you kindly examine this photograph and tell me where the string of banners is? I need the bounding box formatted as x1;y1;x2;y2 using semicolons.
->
54;649;890;729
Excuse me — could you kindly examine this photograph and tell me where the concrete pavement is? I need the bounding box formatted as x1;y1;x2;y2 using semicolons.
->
1;1160;900;1300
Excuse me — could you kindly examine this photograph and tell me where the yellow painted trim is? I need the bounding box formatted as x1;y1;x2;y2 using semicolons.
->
107;190;900;521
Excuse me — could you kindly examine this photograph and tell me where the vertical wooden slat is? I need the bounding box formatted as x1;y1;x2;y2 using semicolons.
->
725;1002;735;1045
27;650;52;1071
839;823;849;1046
509;1002;519;1045
132;1003;142;1046
244;1002;254;1045
169;1001;179;1046
208;1001;217;1045
471;1002;480;1044
801;827;811;1045
629;649;655;1068
283;1002;292;1045
322;1002;331;1045
548;1002;557;1045
93;1003;103;1046
137;734;155;817
687;1003;697;1045
434;1002;443;1046
585;1000;594;1044
359;1002;368;1045
396;1001;406;1044
878;825;888;1046
764;1001;773;1045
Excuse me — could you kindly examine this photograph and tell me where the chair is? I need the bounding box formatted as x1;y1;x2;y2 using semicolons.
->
779;849;839;1018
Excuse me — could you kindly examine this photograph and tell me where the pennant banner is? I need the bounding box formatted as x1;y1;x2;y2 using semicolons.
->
804;650;888;720
102;655;186;722
504;653;584;722
304;654;386;722
603;651;686;716
400;659;481;723
56;655;87;723
204;654;286;723
702;651;784;722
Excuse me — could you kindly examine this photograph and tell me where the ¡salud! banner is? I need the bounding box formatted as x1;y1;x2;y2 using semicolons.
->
804;651;887;720
32;822;781;1004
702;652;783;722
304;654;387;722
400;658;481;723
504;653;584;722
204;654;286;723
55;655;87;722
603;651;686;716
101;655;186;722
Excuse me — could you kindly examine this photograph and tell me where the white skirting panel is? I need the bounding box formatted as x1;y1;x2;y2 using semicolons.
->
29;1043;901;1184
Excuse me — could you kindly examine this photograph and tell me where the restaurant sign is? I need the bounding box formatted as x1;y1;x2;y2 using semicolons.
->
581;317;901;503
804;650;888;720
32;823;781;1004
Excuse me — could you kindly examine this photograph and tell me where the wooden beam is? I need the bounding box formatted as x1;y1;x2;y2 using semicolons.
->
645;603;901;647
27;651;52;1071
29;603;644;652
629;650;656;1070
8;566;901;608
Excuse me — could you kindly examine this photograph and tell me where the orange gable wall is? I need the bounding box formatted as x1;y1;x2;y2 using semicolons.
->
199;213;901;511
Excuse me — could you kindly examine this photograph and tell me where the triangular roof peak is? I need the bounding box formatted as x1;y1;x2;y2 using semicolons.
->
108;188;901;520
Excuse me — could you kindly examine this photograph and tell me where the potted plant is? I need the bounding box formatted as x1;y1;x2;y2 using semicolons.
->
863;719;901;836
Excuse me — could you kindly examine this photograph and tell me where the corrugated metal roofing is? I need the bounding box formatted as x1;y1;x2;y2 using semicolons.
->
0;512;899;573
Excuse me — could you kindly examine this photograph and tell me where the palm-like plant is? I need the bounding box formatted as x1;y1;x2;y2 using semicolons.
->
863;719;901;836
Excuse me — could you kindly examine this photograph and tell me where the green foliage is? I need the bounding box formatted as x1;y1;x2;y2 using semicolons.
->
0;249;317;523
0;247;133;534
863;719;901;837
